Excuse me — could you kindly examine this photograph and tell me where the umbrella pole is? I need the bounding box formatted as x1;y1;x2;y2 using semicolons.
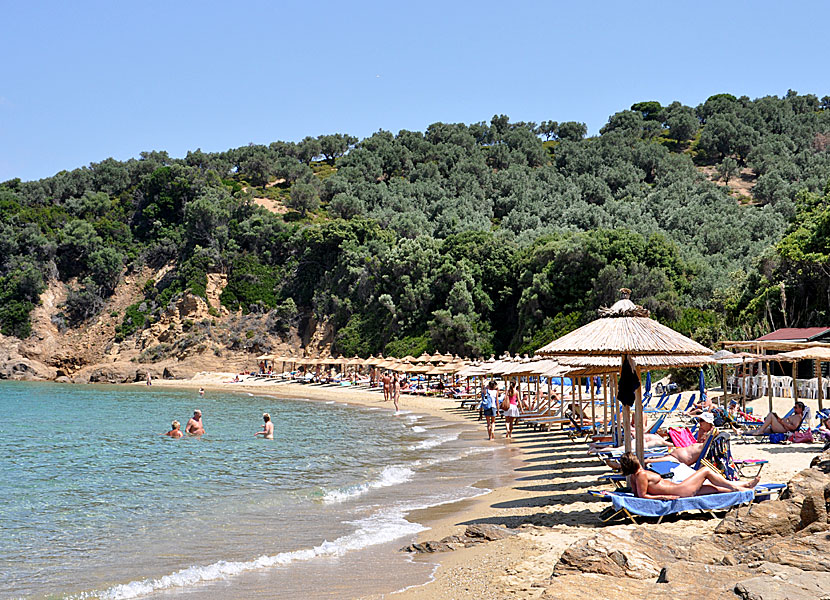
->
590;376;596;432
634;365;645;466
721;363;726;407
547;377;552;415
741;358;746;412
767;361;773;414
819;361;824;412
602;374;608;435
793;361;799;405
577;378;583;423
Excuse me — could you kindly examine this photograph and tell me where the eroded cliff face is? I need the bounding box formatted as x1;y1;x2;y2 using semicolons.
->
0;271;332;383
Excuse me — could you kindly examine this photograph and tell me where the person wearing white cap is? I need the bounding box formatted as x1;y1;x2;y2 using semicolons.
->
695;411;718;442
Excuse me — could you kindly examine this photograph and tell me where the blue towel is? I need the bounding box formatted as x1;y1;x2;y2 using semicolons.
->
610;489;754;517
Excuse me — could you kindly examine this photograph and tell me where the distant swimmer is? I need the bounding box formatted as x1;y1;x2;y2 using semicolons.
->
164;420;184;438
199;387;205;396
254;413;274;439
186;409;205;436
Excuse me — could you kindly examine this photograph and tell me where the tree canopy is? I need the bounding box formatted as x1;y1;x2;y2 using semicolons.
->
2;91;829;355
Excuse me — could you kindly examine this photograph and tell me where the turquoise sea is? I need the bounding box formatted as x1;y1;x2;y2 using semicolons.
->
0;381;514;599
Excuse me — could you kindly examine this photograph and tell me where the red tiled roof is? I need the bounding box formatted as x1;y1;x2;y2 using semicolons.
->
756;327;830;341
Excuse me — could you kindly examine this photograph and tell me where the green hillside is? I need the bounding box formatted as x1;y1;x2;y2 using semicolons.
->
2;91;830;357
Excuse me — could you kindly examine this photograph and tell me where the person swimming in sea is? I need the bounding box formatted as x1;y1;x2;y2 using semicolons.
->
164;420;184;438
254;413;274;439
199;387;205;396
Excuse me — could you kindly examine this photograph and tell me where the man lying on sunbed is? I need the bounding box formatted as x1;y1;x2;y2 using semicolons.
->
620;451;759;499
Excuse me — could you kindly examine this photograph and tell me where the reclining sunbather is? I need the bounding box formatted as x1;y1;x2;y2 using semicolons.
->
646;413;717;467
746;401;806;435
619;451;759;499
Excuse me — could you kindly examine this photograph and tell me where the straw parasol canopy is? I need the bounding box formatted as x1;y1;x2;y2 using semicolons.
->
345;356;364;367
770;347;830;362
536;293;711;360
256;354;274;360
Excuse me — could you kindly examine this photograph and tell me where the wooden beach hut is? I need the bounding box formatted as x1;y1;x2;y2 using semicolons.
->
535;290;713;464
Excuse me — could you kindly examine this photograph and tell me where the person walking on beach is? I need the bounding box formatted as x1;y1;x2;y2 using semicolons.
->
164;420;184;438
186;409;205;436
479;381;498;440
382;372;391;402
254;413;274;439
503;382;521;439
146;371;152;386
393;376;402;412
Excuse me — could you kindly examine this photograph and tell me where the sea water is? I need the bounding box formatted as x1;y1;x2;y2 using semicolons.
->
0;381;515;599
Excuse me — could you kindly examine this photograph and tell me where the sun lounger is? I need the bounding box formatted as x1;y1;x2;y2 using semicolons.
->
590;489;756;524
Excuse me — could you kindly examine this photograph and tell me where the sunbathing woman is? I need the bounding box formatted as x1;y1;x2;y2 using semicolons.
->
746;401;806;435
620;452;759;499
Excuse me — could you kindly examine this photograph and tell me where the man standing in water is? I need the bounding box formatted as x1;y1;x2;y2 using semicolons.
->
254;413;274;439
186;409;205;436
382;372;391;402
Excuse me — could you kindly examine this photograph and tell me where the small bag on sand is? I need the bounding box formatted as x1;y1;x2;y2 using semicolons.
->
791;429;813;443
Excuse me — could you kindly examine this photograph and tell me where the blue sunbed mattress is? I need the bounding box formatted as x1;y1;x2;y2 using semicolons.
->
609;489;754;517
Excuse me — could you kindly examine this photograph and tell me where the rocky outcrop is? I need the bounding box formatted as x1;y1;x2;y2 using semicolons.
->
0;335;56;380
401;524;517;554
544;451;830;600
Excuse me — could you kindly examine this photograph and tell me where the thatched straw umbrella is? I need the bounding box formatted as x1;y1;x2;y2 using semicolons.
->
536;290;713;463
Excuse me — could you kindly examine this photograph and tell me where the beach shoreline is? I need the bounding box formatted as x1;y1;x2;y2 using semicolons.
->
135;374;819;599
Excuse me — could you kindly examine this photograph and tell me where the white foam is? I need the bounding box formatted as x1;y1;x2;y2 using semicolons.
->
325;401;335;404
322;465;414;504
89;509;427;600
411;426;427;433
407;431;460;451
81;484;492;600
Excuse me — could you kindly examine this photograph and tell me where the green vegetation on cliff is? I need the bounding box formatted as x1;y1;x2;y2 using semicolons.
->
2;91;830;355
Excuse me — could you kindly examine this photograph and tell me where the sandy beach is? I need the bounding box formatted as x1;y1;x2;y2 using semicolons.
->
144;374;819;599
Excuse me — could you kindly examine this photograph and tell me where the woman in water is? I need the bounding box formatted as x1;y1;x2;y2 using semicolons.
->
164;420;184;438
254;413;274;439
619;451;758;499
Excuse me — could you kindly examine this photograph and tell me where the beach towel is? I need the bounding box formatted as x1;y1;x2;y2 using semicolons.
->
609;489;754;518
668;427;696;447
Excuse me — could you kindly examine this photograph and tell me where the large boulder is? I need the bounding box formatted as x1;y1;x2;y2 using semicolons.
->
0;337;56;380
548;528;755;600
81;362;137;383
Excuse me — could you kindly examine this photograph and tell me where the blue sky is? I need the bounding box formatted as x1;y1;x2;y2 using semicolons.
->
2;0;829;182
